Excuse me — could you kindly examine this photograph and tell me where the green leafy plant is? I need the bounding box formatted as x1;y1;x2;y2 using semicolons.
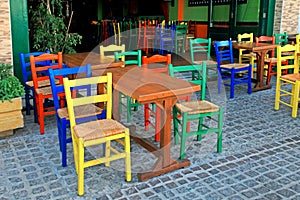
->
0;63;25;102
29;0;82;54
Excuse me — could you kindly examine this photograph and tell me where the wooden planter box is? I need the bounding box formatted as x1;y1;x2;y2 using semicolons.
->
0;97;24;137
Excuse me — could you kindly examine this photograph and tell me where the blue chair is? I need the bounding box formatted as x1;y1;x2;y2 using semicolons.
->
114;50;142;122
19;51;50;122
48;65;106;167
159;27;175;55
214;40;252;98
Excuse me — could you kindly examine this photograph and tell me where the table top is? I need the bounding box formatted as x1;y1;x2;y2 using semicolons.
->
63;52;124;69
93;65;201;104
232;42;279;52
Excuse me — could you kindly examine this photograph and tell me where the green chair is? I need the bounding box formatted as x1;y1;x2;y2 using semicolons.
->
274;32;288;46
114;50;142;122
190;37;218;81
175;24;188;54
168;62;223;159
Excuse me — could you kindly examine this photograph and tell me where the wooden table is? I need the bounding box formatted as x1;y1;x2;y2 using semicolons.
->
63;52;124;69
93;65;201;181
232;42;279;92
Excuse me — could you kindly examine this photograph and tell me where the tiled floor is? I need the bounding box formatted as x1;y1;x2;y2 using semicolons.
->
1;67;300;200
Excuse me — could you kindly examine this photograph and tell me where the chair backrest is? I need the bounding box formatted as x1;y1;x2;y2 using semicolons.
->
255;36;275;58
142;53;172;74
19;51;50;84
99;44;125;59
29;52;63;90
237;33;254;43
190;37;212;63
168;63;207;100
114;50;142;66
113;21;121;45
159;27;175;52
175;24;188;35
63;73;113;130
276;44;298;77
48;65;92;117
214;40;234;67
274;32;288;46
237;33;254;63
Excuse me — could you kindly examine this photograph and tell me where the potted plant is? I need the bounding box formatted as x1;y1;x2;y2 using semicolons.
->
0;63;25;137
28;0;82;53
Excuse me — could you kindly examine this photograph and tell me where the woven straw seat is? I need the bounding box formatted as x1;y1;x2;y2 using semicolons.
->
35;86;52;96
26;79;59;88
221;63;249;69
57;104;103;120
175;100;219;115
193;60;217;65
280;73;300;82
74;119;126;141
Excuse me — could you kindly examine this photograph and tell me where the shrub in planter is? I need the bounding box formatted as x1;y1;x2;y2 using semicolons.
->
0;63;25;136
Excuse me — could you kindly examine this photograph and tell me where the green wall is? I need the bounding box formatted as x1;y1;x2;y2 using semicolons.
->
10;0;30;82
169;0;260;23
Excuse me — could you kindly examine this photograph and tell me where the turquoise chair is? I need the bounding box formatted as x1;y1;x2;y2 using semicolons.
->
168;62;223;159
114;50;142;122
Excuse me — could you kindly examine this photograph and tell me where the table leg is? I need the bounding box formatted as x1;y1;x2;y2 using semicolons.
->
253;50;272;92
135;98;190;181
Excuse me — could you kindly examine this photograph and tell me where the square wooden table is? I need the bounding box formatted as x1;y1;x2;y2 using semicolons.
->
232;42;279;92
63;52;124;69
93;65;201;181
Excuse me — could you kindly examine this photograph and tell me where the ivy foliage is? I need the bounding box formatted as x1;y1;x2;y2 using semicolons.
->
0;64;25;102
29;0;82;54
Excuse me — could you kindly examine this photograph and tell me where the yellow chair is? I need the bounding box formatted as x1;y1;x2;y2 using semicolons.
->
238;33;257;77
99;44;125;59
274;44;299;118
63;73;131;195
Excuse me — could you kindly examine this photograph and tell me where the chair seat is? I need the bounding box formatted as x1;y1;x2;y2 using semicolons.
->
194;60;217;65
175;100;219;115
280;73;300;82
241;53;256;57
186;34;195;39
58;104;103;120
26;79;53;87
74;119;127;141
35;86;53;96
264;57;277;63
221;63;249;69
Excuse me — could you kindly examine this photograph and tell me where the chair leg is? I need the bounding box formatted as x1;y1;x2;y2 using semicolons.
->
38;97;45;134
248;65;252;94
180;114;188;160
230;72;235;98
25;88;31;115
291;82;299;118
61;120;67;167
77;140;85;196
217;108;223;153
126;96;131;122
154;107;161;142
173;108;180;145
197;117;203;141
105;141;111;167
144;104;150;130
124;129;132;181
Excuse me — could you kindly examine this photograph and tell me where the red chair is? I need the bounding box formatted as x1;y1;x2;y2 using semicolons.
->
142;54;171;142
30;52;63;134
255;36;288;85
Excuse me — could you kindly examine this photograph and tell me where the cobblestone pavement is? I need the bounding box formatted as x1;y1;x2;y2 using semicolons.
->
1;79;300;200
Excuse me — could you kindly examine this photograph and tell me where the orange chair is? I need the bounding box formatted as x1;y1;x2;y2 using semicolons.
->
142;54;171;142
255;36;288;85
30;52;63;134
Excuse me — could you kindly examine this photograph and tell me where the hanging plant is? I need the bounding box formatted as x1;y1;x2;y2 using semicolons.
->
29;0;82;54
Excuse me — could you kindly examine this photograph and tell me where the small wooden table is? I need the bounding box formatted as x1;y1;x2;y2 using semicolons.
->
93;66;201;181
232;42;279;92
63;52;124;69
